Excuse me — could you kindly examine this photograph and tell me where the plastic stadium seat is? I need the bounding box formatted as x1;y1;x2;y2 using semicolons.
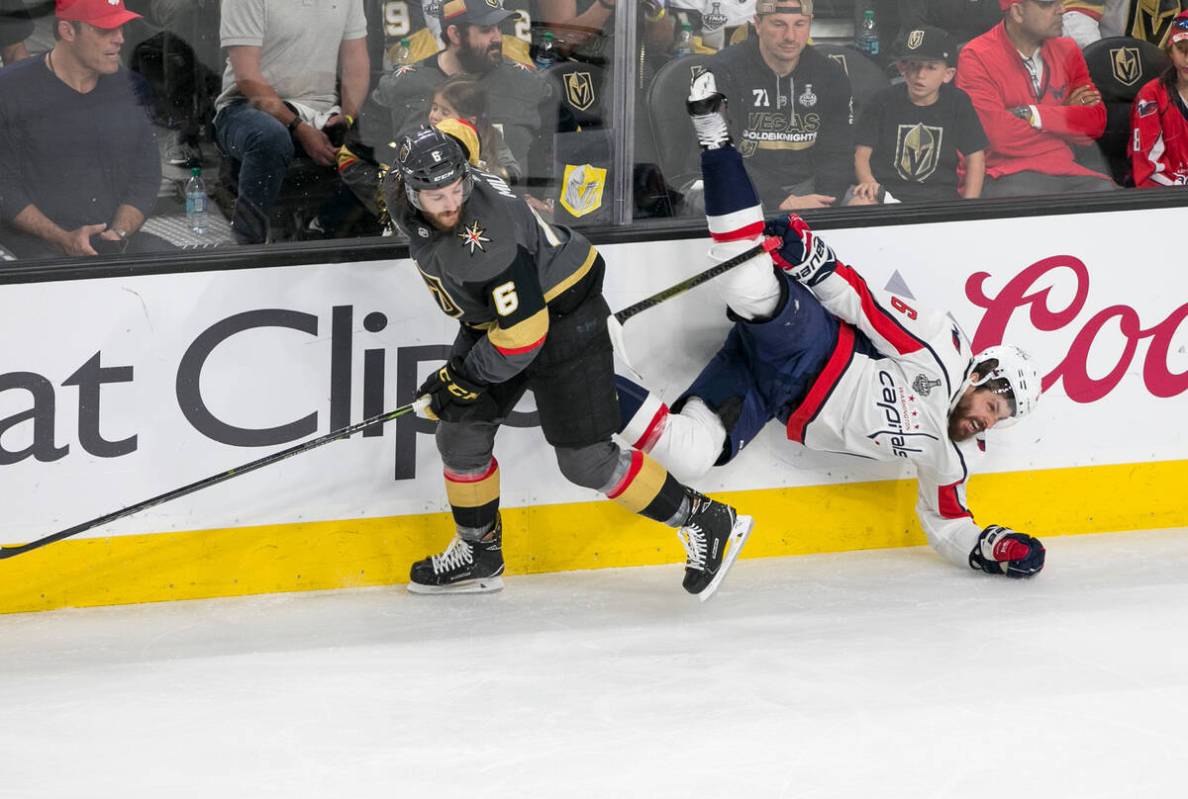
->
809;43;891;122
645;54;718;193
1082;36;1169;185
546;61;610;130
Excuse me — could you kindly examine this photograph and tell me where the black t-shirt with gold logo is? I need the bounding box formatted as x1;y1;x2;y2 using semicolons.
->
854;82;987;203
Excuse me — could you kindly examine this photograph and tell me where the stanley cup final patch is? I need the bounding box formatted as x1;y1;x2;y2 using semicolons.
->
559;163;607;218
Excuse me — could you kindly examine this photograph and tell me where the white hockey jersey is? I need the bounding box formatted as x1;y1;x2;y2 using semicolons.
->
788;261;985;568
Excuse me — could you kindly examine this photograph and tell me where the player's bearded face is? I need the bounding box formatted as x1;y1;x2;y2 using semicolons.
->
419;179;466;230
948;385;1010;441
458;24;503;73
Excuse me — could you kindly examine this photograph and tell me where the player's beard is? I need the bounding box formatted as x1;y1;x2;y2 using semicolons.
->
425;206;462;231
458;38;501;74
947;390;989;442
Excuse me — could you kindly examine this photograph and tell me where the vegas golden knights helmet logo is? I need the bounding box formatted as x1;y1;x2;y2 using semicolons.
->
564;71;595;111
906;29;925;50
1131;0;1184;47
1110;46;1142;87
895;123;943;183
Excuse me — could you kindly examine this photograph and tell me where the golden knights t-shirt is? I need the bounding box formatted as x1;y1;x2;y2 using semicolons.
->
854;83;987;203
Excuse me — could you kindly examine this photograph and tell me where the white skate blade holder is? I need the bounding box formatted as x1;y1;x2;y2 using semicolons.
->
406;576;505;595
697;514;754;603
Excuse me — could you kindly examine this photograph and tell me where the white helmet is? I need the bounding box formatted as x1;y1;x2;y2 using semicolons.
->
968;344;1042;422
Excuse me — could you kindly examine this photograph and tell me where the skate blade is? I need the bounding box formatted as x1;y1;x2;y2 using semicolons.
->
697;515;754;603
407;576;505;595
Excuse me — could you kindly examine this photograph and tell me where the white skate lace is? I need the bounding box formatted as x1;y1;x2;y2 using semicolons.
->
677;525;708;572
690;112;729;147
431;536;475;575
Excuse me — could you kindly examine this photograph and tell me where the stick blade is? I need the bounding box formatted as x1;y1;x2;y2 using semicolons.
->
607;315;643;380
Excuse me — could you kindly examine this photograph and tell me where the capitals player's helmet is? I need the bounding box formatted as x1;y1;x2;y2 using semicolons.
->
968;344;1042;423
393;125;473;211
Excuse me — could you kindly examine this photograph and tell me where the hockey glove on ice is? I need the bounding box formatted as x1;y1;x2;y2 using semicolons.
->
763;213;837;287
969;525;1046;578
418;357;489;422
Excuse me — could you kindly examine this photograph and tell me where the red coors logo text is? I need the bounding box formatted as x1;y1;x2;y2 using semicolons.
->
967;255;1188;403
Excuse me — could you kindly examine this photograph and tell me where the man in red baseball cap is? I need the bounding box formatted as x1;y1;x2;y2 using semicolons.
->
54;0;140;29
0;0;171;259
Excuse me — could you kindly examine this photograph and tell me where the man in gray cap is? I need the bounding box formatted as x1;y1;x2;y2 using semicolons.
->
354;0;552;184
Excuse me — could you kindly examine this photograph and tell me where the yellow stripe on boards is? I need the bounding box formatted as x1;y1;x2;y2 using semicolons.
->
2;460;1184;614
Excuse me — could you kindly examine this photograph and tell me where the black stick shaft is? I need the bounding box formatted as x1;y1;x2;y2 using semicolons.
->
0;400;424;560
612;240;769;325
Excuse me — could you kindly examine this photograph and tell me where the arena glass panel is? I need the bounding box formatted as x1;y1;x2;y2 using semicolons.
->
1;0;1187;272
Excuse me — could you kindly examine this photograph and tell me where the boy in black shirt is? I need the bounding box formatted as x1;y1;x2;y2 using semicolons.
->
849;26;987;204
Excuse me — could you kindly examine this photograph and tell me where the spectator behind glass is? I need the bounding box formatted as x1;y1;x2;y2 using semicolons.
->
0;0;34;63
359;0;550;180
849;26;988;204
705;0;853;210
0;0;172;259
898;0;1002;45
957;0;1114;197
214;0;369;245
1130;10;1188;186
1062;0;1188;49
429;74;521;182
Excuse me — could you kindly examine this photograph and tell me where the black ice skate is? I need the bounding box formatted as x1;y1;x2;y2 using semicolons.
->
408;515;505;594
677;492;754;601
687;70;731;150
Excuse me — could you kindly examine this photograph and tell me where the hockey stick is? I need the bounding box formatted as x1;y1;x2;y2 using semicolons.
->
607;237;778;377
0;397;430;560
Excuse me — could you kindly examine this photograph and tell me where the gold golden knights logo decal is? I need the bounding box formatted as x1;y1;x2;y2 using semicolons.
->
564;71;595;111
895;123;943;183
560;163;607;218
906;29;925;51
1110;46;1143;86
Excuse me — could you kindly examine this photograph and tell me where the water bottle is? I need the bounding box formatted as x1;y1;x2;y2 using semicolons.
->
673;21;694;57
185;167;209;236
855;8;879;57
393;37;411;66
534;31;556;71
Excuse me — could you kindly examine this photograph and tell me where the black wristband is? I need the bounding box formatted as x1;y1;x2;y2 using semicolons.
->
286;116;302;134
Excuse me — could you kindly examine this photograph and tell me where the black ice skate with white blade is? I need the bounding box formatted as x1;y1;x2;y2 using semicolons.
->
677;491;754;602
687;70;731;150
408;515;505;594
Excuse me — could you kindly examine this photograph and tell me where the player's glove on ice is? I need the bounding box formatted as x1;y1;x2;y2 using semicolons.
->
969;525;1046;578
418;357;490;422
763;213;837;286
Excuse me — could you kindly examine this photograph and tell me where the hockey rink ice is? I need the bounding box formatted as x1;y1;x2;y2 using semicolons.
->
3;527;1187;799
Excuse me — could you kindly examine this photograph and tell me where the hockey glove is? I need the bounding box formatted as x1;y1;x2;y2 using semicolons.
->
418;357;489;422
763;213;837;287
969;525;1046;579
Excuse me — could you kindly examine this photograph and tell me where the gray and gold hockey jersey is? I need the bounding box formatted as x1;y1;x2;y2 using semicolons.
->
396;170;601;385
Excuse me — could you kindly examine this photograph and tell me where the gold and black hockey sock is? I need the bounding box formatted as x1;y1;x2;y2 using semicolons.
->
444;459;500;537
605;450;687;525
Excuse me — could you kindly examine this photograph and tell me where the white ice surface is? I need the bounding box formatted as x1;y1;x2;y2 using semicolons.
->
3;528;1188;799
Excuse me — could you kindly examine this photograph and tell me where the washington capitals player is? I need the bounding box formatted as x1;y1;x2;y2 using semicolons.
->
384;126;753;598
618;73;1047;579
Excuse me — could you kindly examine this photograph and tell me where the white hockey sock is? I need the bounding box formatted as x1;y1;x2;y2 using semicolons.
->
708;240;781;320
647;397;727;484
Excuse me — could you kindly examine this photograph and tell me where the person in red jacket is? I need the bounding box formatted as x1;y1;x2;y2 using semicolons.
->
957;0;1114;196
1130;10;1188;187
